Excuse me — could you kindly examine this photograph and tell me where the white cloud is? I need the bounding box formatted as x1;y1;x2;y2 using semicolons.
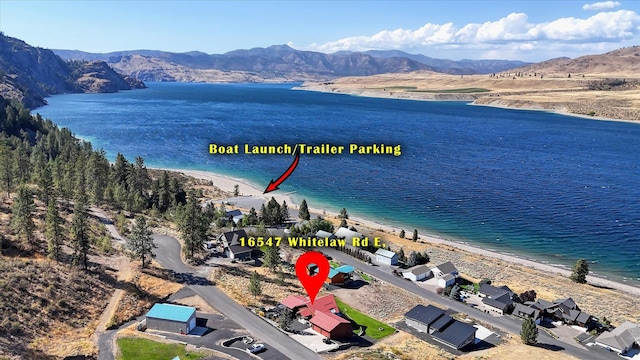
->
304;10;640;59
583;1;621;11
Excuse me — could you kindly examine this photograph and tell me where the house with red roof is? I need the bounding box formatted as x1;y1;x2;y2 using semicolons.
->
280;293;352;340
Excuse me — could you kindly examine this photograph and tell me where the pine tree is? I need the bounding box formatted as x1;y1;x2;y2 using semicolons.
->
570;259;589;284
397;247;405;263
233;184;239;197
0;143;15;197
71;199;90;270
298;199;310;220
339;208;349;220
127;215;156;268
520;318;538;345
339;218;347;228
280;200;289;224
11;186;36;250
45;200;64;262
178;190;208;260
37;163;54;205
249;270;262;299
263;245;281;273
399;229;405;238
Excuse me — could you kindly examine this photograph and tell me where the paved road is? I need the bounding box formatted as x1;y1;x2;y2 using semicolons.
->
153;234;322;360
322;247;617;360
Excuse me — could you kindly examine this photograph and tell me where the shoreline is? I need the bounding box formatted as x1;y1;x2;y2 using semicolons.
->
163;166;640;298
294;85;640;124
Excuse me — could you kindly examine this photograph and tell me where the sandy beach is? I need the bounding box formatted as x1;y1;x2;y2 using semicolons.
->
165;167;640;299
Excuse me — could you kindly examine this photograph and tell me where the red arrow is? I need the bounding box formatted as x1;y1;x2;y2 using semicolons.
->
263;148;300;194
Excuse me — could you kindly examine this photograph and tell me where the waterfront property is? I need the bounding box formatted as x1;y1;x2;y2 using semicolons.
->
430;262;458;278
513;303;542;324
145;303;197;334
335;227;364;245
404;304;477;350
374;248;398;266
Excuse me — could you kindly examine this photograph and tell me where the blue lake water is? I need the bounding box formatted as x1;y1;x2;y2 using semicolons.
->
35;82;640;284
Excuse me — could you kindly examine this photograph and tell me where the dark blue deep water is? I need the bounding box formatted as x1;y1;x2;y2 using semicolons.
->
36;82;640;284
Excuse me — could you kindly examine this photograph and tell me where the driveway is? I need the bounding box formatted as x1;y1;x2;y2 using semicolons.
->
153;234;322;360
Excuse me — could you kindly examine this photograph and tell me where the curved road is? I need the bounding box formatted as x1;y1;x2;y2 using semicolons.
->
153;234;322;360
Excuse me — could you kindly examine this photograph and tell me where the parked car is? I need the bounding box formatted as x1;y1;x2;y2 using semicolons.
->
247;343;265;353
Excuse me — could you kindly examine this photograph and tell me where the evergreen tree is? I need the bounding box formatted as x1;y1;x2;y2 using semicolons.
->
339;208;349;220
277;306;295;330
233;184;239;197
412;229;418;242
298;199;310;220
570;259;589;284
37;163;54;205
249;270;262;299
263;245;281;273
127;215;156;268
280;200;289;223
45;200;64;262
339;218;347;228
177;190;208;260
397;247;406;263
245;207;259;225
399;229;405;238
158;171;171;212
520;318;538;345
0;143;15;197
11;186;36;250
449;284;461;300
71;198;90;270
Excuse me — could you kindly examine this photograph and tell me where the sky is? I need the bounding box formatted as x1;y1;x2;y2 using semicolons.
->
0;0;638;61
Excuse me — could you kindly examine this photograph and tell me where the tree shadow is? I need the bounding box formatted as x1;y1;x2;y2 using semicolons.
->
534;343;565;351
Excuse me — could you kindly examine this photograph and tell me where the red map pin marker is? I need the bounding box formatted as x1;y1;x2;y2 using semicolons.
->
295;251;330;305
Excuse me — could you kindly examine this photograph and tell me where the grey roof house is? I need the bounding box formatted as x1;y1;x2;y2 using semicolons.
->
405;304;476;350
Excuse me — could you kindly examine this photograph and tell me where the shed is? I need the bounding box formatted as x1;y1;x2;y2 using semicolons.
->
401;265;432;282
375;248;398;266
146;303;196;334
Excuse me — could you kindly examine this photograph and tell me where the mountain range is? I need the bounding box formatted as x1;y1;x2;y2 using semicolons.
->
0;34;145;108
53;45;530;82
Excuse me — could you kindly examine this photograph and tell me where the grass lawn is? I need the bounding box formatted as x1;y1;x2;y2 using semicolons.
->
359;272;372;282
409;87;491;93
335;298;395;339
117;337;206;360
330;261;340;268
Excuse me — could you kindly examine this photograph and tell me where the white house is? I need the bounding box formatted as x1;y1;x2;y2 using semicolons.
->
375;248;398;266
401;265;432;282
430;261;458;278
334;227;363;245
438;274;456;288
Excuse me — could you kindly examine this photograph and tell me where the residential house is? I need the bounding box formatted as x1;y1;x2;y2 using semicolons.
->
280;294;352;340
528;297;592;327
478;284;516;315
315;230;336;240
326;265;355;285
335;227;363;245
430;262;458;278
513;303;542;324
404;304;476;350
595;321;640;354
225;209;244;225
438;274;456;288
401;265;432;282
375;248;398;266
219;229;252;260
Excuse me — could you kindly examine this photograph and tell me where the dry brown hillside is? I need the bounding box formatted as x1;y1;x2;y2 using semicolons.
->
507;46;640;77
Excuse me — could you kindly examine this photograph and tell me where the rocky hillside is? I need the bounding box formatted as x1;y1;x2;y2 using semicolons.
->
0;33;145;108
506;46;640;76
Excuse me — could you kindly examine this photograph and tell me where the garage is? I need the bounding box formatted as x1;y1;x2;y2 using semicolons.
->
145;303;197;334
